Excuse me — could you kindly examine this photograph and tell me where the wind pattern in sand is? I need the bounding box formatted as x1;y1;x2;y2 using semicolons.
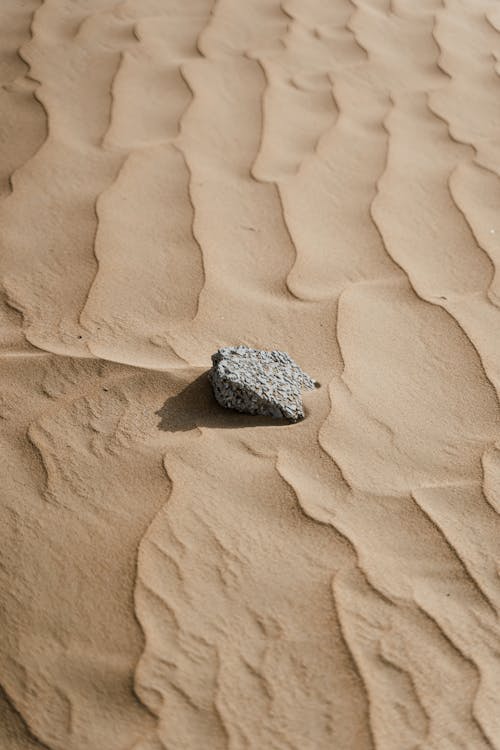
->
1;0;500;748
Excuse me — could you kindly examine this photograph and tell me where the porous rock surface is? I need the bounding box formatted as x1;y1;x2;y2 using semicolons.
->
209;346;316;421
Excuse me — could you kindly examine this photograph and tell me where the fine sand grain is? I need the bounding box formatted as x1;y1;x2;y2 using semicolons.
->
1;1;500;748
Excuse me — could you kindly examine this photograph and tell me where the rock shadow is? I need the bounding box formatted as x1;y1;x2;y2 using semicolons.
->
156;371;293;432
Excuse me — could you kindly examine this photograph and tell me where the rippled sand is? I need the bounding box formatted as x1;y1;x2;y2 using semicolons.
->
1;1;500;748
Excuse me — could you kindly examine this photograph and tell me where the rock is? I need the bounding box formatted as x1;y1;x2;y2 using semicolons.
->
208;345;317;422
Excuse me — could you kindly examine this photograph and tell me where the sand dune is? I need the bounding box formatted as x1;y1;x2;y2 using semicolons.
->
1;0;500;748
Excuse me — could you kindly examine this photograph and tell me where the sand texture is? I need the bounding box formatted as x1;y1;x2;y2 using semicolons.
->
1;0;500;748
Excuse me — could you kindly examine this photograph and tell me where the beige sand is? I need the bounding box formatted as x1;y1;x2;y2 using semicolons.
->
1;0;500;748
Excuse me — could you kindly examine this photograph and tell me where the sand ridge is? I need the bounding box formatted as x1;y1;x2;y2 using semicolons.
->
1;0;500;748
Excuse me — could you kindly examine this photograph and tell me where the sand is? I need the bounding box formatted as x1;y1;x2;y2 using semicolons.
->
1;0;500;748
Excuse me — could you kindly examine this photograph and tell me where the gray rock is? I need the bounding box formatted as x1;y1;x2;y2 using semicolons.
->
209;345;317;422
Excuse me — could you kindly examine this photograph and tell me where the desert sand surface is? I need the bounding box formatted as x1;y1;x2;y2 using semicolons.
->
1;0;500;748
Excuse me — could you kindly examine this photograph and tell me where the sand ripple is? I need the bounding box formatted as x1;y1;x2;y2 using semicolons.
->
1;1;500;748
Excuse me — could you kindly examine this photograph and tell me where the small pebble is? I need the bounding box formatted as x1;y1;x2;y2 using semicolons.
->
208;345;317;421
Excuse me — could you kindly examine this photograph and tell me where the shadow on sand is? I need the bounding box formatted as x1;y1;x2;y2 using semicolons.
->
156;371;293;432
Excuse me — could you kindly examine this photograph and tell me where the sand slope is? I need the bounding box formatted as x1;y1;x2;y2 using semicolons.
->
1;0;500;748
